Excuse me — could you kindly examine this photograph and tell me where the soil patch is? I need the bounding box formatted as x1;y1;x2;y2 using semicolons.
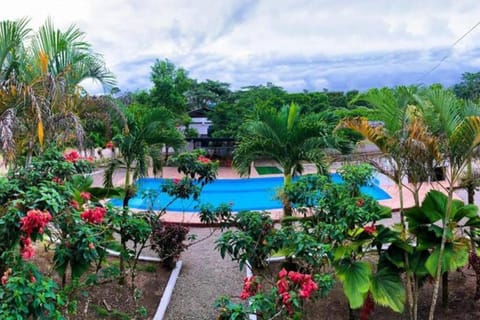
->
32;246;170;319
256;261;480;319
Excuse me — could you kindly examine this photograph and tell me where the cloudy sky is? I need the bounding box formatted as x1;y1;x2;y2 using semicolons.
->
3;0;480;94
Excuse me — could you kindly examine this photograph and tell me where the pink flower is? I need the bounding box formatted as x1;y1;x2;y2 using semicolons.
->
173;178;180;185
88;243;95;250
1;275;7;285
30;276;36;283
63;150;80;163
80;192;91;200
80;207;106;224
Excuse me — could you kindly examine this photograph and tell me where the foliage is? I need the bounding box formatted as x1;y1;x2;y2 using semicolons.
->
0;264;65;319
215;268;333;320
215;211;278;270
150;222;189;270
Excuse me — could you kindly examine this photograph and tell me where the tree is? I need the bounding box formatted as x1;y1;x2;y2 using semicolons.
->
149;59;193;115
233;103;351;216
0;18;115;165
415;87;480;320
185;79;231;110
338;86;440;320
453;72;480;101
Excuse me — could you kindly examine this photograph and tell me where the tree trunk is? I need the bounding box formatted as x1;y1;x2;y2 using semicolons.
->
442;272;449;308
282;173;293;216
428;188;454;320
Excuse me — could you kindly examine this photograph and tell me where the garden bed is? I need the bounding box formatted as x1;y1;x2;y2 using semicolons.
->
33;246;170;319
255;260;480;320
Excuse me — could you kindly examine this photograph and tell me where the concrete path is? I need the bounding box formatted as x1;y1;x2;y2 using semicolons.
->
163;227;245;320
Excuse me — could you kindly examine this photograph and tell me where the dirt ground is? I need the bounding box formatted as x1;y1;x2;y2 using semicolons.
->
256;261;480;320
32;246;169;320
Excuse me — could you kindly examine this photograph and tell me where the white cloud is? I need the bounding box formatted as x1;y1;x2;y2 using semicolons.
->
3;0;480;93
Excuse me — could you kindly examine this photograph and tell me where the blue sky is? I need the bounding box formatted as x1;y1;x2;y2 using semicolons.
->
4;0;480;94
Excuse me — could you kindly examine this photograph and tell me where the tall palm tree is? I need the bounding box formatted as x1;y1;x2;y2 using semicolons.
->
233;103;348;216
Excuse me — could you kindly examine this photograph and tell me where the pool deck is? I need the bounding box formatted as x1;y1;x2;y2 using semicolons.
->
90;161;467;226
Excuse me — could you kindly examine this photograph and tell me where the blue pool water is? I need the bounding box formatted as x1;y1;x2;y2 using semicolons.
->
110;174;391;212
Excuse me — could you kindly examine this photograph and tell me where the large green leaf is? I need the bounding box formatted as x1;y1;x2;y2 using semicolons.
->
336;261;372;309
452;203;478;221
425;242;469;276
419;190;447;223
371;268;405;313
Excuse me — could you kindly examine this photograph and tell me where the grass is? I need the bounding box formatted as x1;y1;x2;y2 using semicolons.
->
255;166;282;175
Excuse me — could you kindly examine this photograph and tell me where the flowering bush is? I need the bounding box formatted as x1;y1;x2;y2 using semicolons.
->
80;206;106;224
276;268;319;315
20;209;52;236
63;150;80;163
216;267;324;319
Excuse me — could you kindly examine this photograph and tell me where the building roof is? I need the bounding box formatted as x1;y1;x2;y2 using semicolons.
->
188;107;212;118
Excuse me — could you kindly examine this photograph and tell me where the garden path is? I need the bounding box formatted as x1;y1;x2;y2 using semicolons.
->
163;227;245;320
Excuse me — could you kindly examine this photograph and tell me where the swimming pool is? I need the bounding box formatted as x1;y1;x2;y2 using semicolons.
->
110;174;391;212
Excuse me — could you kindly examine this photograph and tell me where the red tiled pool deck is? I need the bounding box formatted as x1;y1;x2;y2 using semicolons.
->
91;164;464;226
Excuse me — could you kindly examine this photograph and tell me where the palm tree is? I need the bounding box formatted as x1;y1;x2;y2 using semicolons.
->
415;88;480;320
233;103;348;216
0;18;115;165
338;86;440;320
103;107;185;201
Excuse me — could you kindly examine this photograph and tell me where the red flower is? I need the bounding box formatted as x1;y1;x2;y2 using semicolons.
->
278;268;288;279
288;271;304;283
80;207;106;224
20;209;51;236
30;276;36;283
197;155;211;164
173;178;180;185
106;141;114;149
63;150;80;163
240;276;261;300
80;192;91;200
364;224;377;235
276;278;289;294
52;176;63;185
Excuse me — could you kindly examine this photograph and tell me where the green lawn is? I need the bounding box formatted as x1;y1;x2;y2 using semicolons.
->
255;166;282;175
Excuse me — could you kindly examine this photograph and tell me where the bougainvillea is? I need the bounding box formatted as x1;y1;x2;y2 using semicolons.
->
63;150;80;163
80;207;106;224
20;209;52;236
197;155;211;164
80;192;91;200
276;268;319;315
20;236;35;260
240;276;261;300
